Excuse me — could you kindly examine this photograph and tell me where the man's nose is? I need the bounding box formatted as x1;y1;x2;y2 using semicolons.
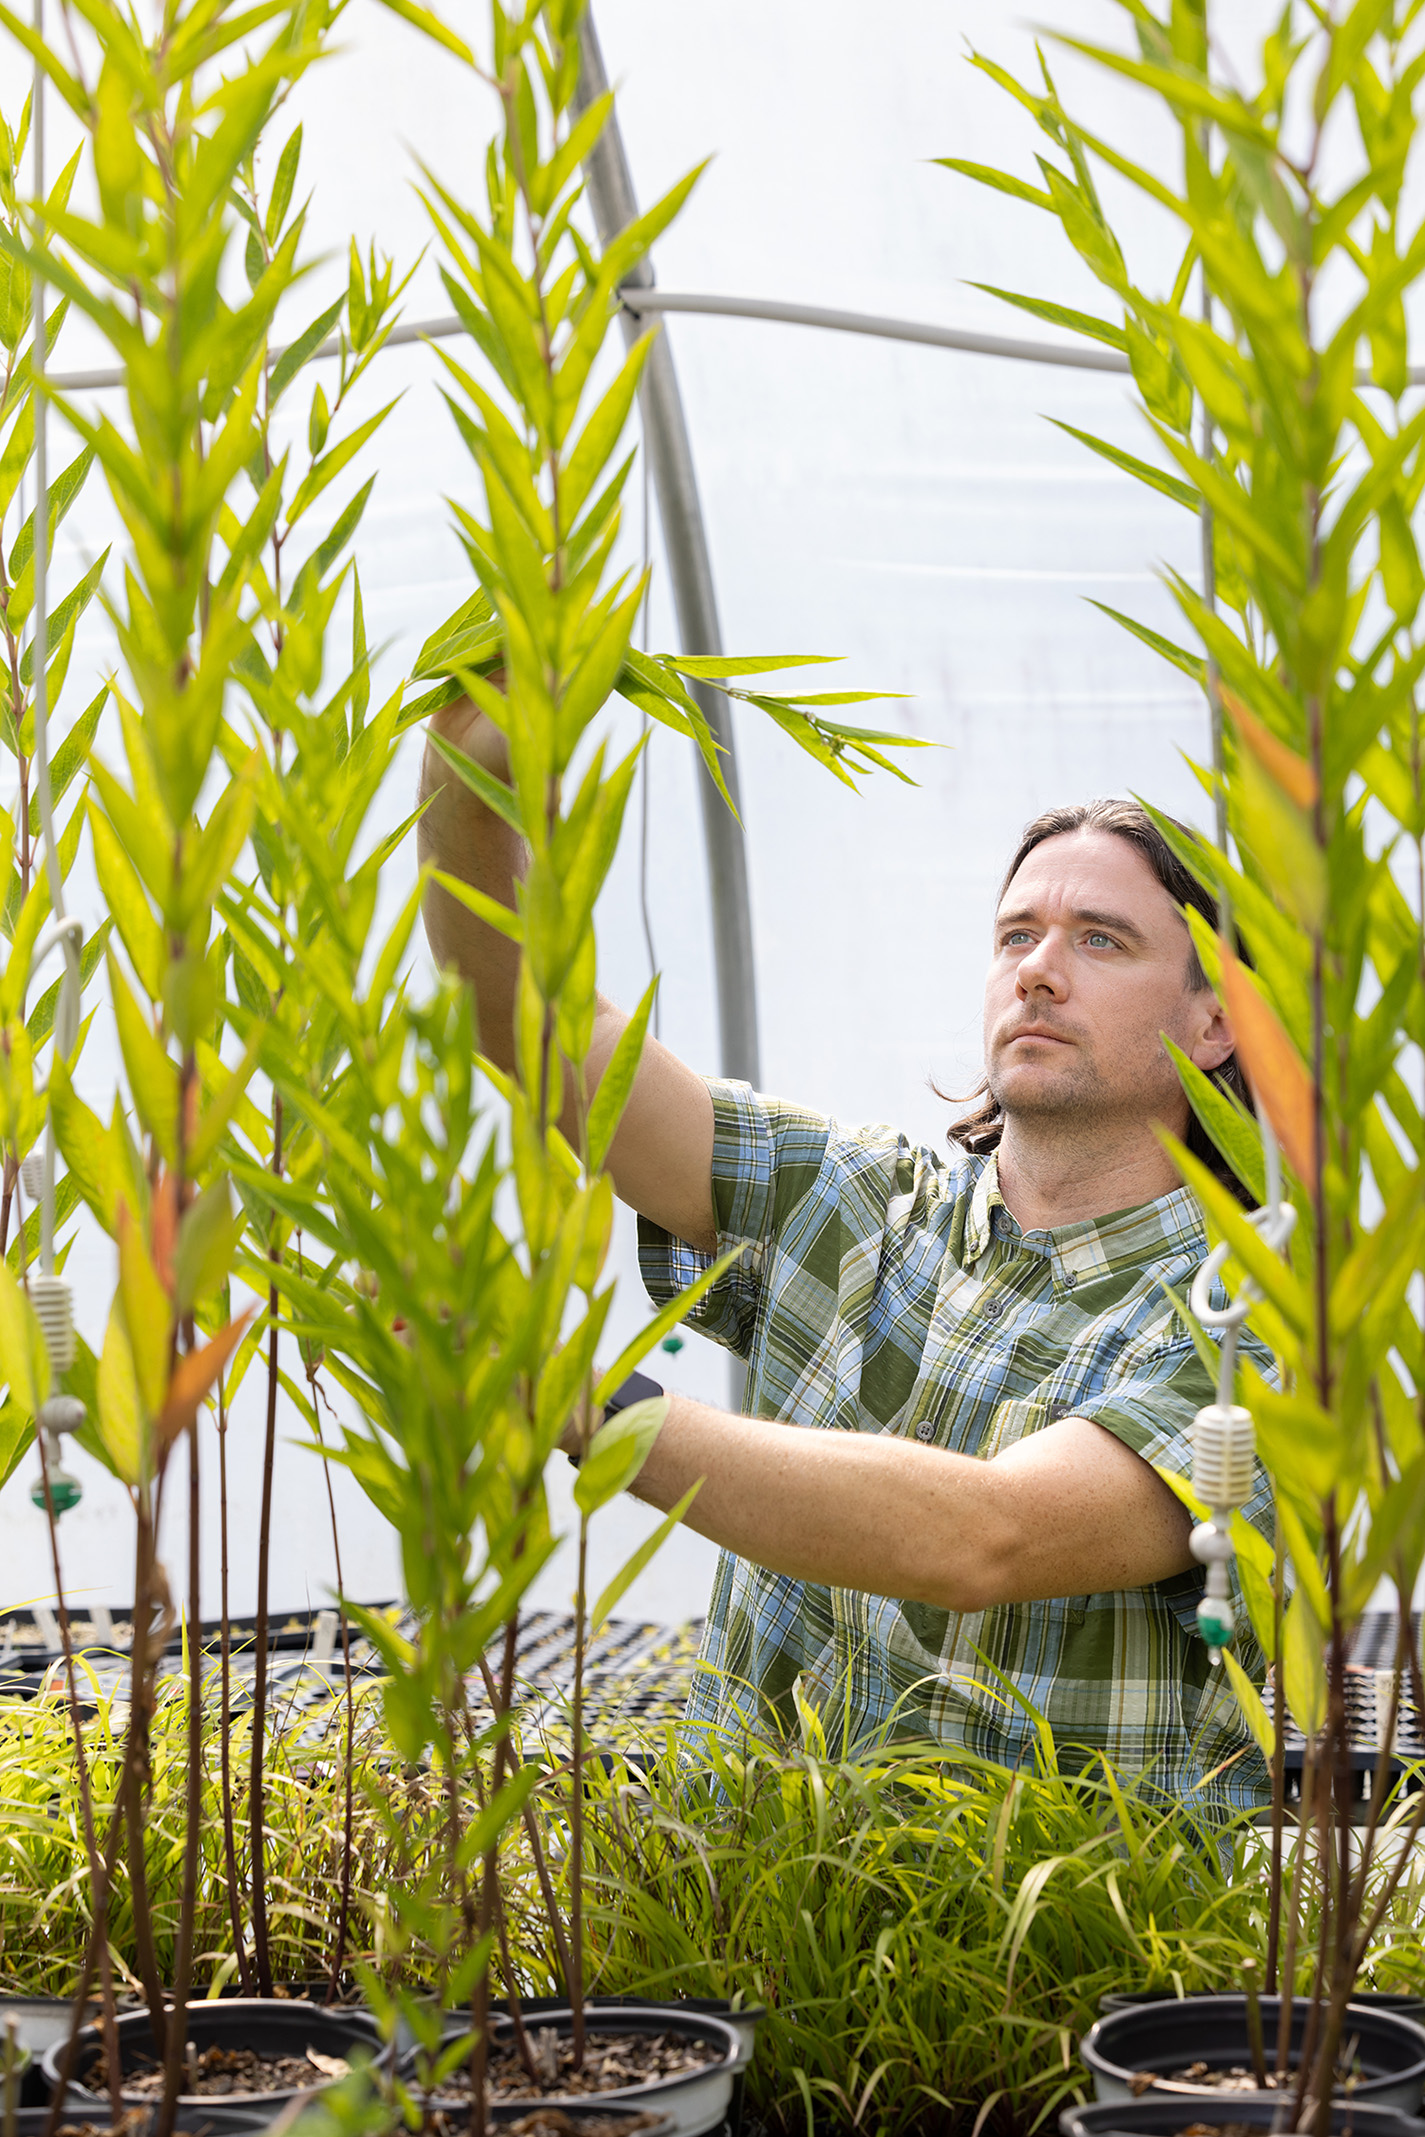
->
1015;932;1069;999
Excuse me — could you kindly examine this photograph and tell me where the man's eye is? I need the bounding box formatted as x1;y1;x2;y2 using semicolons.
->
1003;931;1032;947
1086;932;1115;949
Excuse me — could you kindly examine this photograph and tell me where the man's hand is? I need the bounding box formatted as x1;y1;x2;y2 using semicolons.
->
418;695;720;1251
615;1395;1194;1613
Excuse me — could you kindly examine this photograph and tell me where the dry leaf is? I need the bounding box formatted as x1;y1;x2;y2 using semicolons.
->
1222;689;1318;810
1217;947;1317;1192
154;1308;257;1451
304;2051;350;2079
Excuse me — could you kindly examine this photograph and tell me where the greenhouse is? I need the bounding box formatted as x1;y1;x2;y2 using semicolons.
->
0;2;1423;2135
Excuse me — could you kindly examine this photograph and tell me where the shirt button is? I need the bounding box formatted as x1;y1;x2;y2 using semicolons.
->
915;1420;935;1442
982;1297;1004;1320
1048;1402;1072;1422
1063;1273;1077;1290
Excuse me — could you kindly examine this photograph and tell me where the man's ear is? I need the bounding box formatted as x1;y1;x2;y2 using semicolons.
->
1187;990;1235;1075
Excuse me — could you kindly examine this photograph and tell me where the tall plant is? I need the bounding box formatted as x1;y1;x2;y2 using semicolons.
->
0;0;923;2121
258;0;927;2112
953;1;1425;2124
0;0;419;2119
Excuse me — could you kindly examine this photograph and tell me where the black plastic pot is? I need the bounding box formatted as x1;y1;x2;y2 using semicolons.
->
1099;1990;1425;2026
8;2110;272;2137
489;1999;763;2137
1082;1996;1425;2114
1062;2098;1425;2137
404;2003;746;2137
43;1999;381;2118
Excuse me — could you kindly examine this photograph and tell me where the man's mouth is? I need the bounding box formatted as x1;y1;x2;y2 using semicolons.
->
1004;1025;1073;1046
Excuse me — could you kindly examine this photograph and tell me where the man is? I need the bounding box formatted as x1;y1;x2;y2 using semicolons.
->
420;709;1272;1810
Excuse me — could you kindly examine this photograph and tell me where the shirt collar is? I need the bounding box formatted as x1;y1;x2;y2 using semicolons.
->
965;1153;1207;1296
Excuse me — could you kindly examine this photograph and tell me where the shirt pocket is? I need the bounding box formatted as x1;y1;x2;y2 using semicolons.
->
978;1395;1048;1459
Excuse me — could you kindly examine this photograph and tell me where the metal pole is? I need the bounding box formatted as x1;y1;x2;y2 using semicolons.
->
573;14;761;1091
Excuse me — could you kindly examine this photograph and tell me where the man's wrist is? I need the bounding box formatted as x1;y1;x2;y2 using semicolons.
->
566;1370;665;1466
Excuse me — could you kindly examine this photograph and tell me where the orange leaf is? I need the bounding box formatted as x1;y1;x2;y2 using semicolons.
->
155;1309;256;1452
1217;948;1317;1193
1221;689;1318;811
150;1170;179;1299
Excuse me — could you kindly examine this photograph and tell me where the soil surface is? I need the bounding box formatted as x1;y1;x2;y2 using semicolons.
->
95;2042;350;2097
1177;2125;1263;2137
486;2115;667;2137
426;2027;721;2101
1137;2067;1289;2094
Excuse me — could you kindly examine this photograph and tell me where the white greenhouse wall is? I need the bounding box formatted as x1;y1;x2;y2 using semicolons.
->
0;0;1356;1629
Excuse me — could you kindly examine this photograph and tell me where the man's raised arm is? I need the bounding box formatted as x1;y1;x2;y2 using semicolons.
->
418;697;719;1254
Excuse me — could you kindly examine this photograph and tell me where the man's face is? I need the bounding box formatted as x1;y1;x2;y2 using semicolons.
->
982;830;1230;1135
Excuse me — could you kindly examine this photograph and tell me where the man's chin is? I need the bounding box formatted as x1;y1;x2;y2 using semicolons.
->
989;1063;1091;1117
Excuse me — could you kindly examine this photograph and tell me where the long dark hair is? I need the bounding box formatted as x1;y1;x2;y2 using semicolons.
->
946;798;1256;1204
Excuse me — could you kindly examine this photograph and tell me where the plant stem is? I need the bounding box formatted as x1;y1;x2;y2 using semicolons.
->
216;1370;251;1990
249;1088;284;1998
124;1496;169;2054
1265;1513;1286;1993
311;1388;355;2004
476;1653;573;1998
157;1419;204;2137
35;1430;123;2116
569;1500;589;2070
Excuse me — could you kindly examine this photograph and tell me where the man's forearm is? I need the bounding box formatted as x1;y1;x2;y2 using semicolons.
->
622;1394;1194;1613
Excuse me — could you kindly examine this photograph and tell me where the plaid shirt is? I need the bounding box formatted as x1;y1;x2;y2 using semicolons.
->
639;1079;1274;1814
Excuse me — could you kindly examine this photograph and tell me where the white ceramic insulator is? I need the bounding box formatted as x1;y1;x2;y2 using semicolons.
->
1190;1521;1235;1566
29;1274;75;1374
19;1154;44;1201
1191;1404;1256;1512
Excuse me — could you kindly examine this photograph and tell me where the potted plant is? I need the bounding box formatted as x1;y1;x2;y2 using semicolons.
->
951;2;1425;2131
1;0;919;2126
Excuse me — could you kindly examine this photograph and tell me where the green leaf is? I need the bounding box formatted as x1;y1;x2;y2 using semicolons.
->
266;122;302;243
968;283;1128;352
430;868;522;943
1048;418;1197;508
573;1394;668;1516
287;399;400;526
0;1255;48;1417
590;1477;703;1631
594;1246;743;1401
269;294;344;403
110;954;179;1164
1281;1587;1326;1737
1223;1650;1275;1761
426;731;525;837
1164;1039;1265;1205
370;0;474;67
934;158;1054;211
1085;602;1205;684
586;977;657;1172
90;800;164;1002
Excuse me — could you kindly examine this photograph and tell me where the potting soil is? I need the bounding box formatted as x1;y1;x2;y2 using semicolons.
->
94;2043;349;2096
430;2027;720;2100
495;2114;668;2137
1151;2066;1289;2093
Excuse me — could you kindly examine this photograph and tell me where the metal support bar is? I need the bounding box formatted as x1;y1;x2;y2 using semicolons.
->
572;17;761;1090
46;294;1425;396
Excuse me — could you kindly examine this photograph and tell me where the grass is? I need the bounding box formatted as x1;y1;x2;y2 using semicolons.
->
2;1671;1423;2137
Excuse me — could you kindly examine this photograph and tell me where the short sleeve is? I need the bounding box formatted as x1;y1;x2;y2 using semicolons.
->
1074;1324;1277;1647
1078;1331;1275;1548
637;1078;835;1360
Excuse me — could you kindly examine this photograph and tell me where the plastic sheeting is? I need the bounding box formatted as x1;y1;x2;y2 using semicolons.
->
1;2;1253;1623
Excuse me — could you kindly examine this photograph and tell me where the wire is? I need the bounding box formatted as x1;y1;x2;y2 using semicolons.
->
635;420;658;1037
28;0;81;1282
1189;1109;1295;1409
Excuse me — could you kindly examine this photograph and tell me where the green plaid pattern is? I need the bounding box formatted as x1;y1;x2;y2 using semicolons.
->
639;1080;1273;1814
